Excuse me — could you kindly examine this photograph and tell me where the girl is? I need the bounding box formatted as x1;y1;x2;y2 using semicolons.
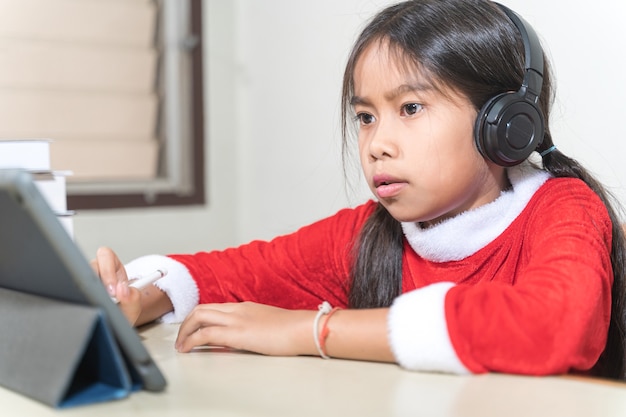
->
94;0;626;379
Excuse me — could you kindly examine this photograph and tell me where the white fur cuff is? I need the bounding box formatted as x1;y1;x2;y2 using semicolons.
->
125;254;199;323
388;282;471;374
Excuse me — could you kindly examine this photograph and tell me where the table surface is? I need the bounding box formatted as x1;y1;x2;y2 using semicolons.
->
3;323;626;416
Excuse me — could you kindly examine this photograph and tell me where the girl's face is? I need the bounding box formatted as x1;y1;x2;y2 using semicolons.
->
352;42;508;226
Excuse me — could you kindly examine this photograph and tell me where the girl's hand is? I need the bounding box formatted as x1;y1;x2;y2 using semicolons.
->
90;246;142;325
175;302;317;356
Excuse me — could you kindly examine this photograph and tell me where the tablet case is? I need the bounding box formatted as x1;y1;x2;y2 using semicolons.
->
0;288;130;408
0;169;166;407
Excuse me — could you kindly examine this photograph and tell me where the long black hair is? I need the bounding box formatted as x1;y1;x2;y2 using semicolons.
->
341;0;626;380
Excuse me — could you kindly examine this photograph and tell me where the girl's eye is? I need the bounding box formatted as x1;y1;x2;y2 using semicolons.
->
402;103;422;116
355;112;375;126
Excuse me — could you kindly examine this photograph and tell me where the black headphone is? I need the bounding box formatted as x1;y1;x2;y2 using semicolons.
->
474;3;545;167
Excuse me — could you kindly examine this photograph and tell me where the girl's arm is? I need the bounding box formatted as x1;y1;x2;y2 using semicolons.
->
93;202;377;328
174;301;395;362
95;240;394;362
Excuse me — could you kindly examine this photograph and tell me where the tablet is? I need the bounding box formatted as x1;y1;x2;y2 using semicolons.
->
0;169;166;392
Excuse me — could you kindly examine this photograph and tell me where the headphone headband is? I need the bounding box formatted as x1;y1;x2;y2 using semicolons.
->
474;3;546;166
496;3;544;100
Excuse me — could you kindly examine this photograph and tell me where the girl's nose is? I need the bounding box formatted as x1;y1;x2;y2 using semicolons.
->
367;121;399;161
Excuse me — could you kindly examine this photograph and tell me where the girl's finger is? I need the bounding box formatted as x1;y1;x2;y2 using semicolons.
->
94;246;127;296
175;307;232;351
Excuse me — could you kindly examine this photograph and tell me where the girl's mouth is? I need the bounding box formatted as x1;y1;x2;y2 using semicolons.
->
373;175;407;199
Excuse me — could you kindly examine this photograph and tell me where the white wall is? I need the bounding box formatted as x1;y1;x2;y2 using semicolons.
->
74;0;626;263
505;0;626;205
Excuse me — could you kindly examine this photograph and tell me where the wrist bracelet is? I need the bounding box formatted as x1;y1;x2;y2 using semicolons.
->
319;307;341;359
313;301;332;358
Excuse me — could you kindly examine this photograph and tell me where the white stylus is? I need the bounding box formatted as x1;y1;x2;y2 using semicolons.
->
111;268;168;304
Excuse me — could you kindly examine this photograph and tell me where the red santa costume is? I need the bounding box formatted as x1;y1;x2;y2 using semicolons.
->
125;163;613;376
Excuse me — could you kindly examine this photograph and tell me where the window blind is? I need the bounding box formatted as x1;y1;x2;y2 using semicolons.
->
0;0;160;182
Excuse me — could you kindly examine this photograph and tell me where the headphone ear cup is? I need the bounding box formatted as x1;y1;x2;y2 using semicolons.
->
475;92;544;167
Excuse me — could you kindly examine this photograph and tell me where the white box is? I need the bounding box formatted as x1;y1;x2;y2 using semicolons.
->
0;139;51;171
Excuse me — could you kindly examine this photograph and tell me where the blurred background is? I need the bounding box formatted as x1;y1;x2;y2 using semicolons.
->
2;0;624;263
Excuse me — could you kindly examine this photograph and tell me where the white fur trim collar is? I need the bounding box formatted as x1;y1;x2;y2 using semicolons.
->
401;163;551;262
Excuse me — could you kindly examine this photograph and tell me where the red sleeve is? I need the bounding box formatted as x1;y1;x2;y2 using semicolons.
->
446;179;614;375
168;201;376;310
